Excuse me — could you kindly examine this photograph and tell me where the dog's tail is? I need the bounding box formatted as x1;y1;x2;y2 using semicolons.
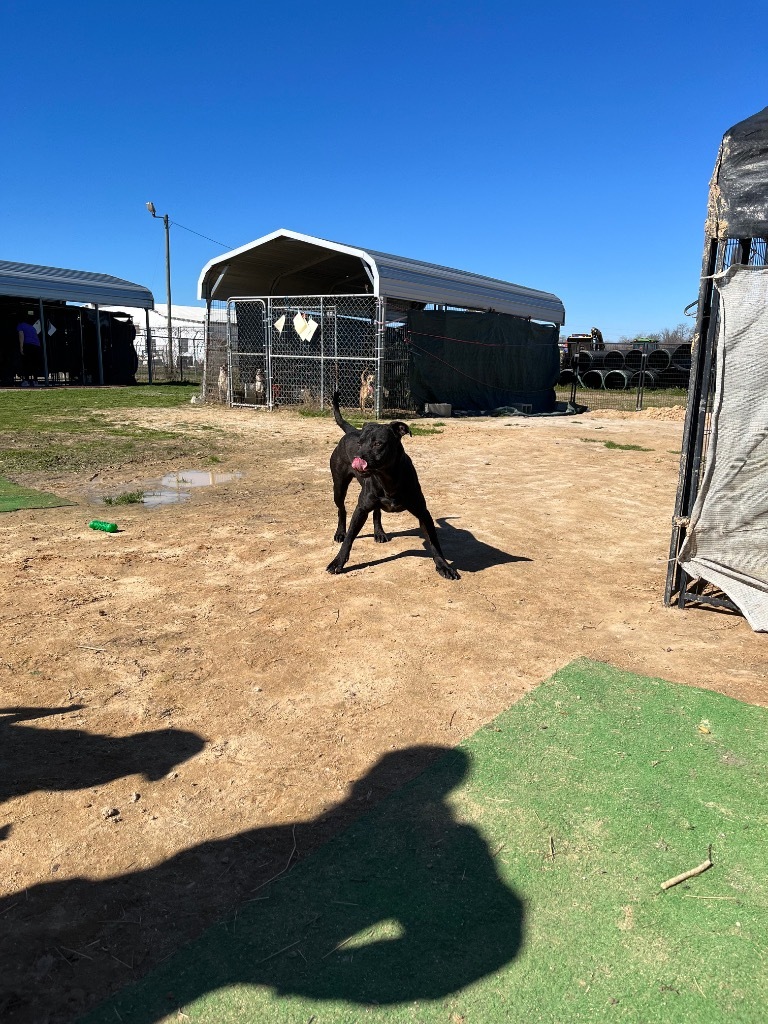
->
332;391;357;434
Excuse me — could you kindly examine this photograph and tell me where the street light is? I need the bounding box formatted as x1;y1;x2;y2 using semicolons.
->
146;201;173;374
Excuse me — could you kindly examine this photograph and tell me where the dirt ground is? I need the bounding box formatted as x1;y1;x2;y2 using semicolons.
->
1;403;766;1022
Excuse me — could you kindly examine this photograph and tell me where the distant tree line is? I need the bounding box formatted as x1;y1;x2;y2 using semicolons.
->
613;322;693;346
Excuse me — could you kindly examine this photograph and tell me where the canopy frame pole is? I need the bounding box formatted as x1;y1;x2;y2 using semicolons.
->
38;298;50;385
94;304;105;386
78;308;86;383
374;296;385;419
145;308;153;385
319;296;325;409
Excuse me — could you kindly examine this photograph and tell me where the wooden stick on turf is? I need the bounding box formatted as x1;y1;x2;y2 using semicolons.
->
660;846;713;891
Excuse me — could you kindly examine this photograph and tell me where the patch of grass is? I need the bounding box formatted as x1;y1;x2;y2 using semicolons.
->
604;440;653;451
297;406;333;418
103;490;145;506
0;439;143;474
580;437;653;451
409;424;443;436
0;385;197;431
83;660;768;1024
0;386;219;476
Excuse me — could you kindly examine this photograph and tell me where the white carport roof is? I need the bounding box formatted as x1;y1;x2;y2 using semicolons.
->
0;260;154;308
198;229;565;325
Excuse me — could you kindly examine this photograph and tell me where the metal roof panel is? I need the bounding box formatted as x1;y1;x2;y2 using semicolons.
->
0;261;154;308
198;230;564;324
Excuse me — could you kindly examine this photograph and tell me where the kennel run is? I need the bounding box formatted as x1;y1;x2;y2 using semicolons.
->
666;105;768;630
197;230;566;416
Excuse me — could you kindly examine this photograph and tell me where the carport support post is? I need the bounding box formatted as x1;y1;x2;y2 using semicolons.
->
78;308;86;383
94;304;105;385
145;308;153;384
319;296;325;409
374;297;385;418
37;298;50;384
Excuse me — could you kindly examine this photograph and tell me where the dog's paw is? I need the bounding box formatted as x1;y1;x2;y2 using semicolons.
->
373;531;390;544
436;563;460;580
333;531;346;543
326;558;345;575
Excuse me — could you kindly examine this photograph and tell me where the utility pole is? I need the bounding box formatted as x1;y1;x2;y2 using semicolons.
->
146;202;173;376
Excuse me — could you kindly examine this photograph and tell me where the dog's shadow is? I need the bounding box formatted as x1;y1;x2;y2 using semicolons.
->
351;516;529;574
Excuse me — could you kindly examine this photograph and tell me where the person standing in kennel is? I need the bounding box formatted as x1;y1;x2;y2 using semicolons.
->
17;314;42;387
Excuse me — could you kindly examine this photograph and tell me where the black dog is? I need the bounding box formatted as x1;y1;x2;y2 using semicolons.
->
327;392;459;580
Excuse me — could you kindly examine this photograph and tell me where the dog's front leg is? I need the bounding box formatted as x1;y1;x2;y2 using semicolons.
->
327;505;369;574
416;508;460;580
332;470;353;543
333;490;348;543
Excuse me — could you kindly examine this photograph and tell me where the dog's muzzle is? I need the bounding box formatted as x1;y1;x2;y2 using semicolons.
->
352;457;368;472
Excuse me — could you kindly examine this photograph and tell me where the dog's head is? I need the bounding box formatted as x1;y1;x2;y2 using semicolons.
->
351;420;411;476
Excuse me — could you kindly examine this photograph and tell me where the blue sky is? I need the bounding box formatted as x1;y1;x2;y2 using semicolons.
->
2;1;767;338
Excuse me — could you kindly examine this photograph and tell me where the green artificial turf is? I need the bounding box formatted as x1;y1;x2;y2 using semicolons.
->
0;475;75;512
81;660;768;1024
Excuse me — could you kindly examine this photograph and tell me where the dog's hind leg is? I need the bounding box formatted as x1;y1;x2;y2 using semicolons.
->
372;507;389;543
333;473;353;543
415;507;460;580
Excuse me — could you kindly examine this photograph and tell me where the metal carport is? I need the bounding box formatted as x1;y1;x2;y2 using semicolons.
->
198;230;565;412
198;229;565;324
0;261;154;386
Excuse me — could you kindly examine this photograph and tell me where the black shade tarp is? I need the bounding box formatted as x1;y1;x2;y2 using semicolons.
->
0;302;138;385
407;310;560;413
707;106;768;240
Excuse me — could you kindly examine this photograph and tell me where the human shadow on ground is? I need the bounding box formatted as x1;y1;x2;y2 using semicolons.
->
0;706;204;805
0;746;524;1024
349;516;530;574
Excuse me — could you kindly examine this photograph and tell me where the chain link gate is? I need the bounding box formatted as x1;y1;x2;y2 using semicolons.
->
226;295;402;415
226;298;268;406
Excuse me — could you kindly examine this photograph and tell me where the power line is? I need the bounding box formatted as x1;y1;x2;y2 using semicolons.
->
169;219;233;249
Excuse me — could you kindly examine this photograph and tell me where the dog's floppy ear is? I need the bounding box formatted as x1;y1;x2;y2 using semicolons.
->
389;421;411;438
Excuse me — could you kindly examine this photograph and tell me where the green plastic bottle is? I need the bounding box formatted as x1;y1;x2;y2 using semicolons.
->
88;520;118;533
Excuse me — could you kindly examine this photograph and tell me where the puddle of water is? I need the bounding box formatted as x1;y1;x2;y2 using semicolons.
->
142;489;192;507
160;470;241;488
142;470;242;507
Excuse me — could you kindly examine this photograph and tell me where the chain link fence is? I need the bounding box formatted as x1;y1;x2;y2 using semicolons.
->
204;297;692;415
133;321;206;383
556;339;690;412
204;295;412;414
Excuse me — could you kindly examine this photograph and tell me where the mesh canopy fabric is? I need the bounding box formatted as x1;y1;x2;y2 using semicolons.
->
706;106;768;240
679;265;768;630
